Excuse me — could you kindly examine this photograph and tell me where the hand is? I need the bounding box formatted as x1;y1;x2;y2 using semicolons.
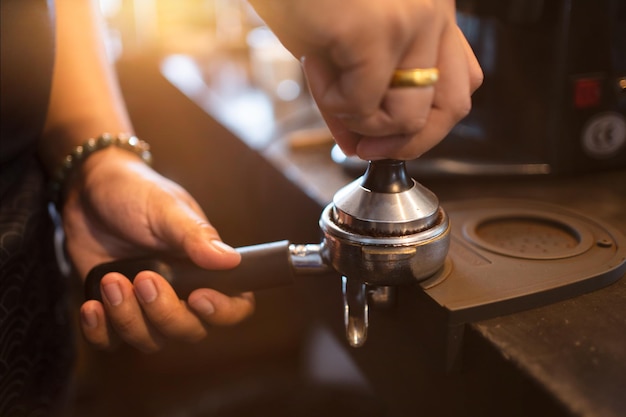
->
250;0;483;160
64;147;255;352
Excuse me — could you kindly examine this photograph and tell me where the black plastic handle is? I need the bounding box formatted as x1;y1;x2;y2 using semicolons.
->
85;240;294;301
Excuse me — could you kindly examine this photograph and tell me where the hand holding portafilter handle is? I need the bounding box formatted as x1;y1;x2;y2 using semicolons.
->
83;160;404;302
85;160;441;302
85;240;330;301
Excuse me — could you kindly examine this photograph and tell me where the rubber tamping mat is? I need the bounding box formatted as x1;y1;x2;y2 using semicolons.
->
420;198;626;324
469;216;589;260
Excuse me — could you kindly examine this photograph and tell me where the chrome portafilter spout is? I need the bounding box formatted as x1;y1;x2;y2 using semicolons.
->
319;160;450;346
85;160;450;349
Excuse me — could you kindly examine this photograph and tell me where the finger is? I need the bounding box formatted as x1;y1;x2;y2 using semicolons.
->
188;289;255;326
317;108;362;156
133;271;209;342
376;21;441;136
356;23;473;160
457;26;484;93
316;15;443;141
345;31;442;138
80;300;121;350
355;106;460;160
99;272;164;352
302;37;394;119
431;23;475;128
333;78;437;139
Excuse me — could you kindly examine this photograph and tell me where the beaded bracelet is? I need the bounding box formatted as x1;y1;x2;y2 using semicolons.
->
49;133;153;207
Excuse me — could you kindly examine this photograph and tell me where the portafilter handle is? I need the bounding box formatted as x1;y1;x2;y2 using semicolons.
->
84;241;329;301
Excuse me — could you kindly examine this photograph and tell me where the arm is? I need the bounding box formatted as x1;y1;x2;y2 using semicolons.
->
42;0;254;352
249;0;483;160
41;0;131;169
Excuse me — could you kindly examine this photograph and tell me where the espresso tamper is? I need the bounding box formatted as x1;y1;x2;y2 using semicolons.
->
86;160;450;347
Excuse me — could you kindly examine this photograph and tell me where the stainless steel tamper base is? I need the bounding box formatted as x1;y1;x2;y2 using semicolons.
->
319;160;451;346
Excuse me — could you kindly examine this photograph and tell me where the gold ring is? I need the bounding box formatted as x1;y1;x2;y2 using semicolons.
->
390;68;439;88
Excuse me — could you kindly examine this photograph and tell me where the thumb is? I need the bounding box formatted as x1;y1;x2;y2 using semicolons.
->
183;225;242;270
151;194;241;270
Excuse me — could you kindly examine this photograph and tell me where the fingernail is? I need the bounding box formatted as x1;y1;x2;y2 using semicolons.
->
193;296;215;316
135;278;158;303
81;308;98;329
102;282;123;306
210;239;237;254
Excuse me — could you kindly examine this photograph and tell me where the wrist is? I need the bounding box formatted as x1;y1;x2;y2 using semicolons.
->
49;133;152;209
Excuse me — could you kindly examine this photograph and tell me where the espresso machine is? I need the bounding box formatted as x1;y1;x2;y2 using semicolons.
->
87;159;626;370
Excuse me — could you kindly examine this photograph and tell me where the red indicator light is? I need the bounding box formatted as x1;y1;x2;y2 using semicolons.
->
574;78;601;109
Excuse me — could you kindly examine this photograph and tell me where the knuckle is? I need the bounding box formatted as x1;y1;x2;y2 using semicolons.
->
404;115;429;133
450;96;472;121
470;68;485;92
208;311;240;327
212;305;254;326
151;309;179;329
112;315;139;335
333;102;377;120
